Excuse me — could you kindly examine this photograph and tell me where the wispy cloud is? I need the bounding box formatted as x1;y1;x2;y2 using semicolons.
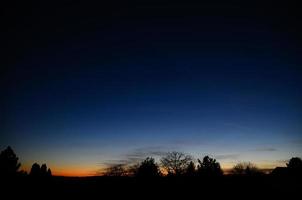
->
101;146;167;168
125;146;167;158
215;154;240;160
222;122;251;131
99;159;130;167
169;139;207;147
124;146;167;164
290;139;302;145
253;147;277;152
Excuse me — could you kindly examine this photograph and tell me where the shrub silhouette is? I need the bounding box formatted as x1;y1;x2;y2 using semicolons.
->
136;157;161;177
160;151;192;176
0;146;21;177
197;156;223;176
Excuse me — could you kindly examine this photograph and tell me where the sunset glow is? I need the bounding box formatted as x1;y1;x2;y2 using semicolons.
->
1;1;301;177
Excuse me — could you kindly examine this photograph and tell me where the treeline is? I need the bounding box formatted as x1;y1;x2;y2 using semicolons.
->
103;151;302;178
1;146;302;179
0;146;52;179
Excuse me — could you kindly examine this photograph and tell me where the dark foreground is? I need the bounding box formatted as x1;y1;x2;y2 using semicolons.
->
2;175;301;199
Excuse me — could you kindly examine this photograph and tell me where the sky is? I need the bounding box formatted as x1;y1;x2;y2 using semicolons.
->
1;1;302;176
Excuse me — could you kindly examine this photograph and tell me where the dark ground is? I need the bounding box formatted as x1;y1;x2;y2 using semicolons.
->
1;175;301;199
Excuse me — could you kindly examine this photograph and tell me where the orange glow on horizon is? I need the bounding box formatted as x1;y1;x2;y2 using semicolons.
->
50;165;102;177
22;163;101;177
53;169;95;177
20;161;286;177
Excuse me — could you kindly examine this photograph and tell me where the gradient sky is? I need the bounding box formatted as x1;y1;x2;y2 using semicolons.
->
1;1;302;176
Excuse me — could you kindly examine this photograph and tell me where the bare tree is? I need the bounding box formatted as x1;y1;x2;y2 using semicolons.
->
126;163;140;177
160;152;192;176
104;164;127;177
232;162;262;175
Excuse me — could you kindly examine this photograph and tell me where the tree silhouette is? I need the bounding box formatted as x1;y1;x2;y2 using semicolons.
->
0;146;21;177
286;157;302;176
232;162;262;175
30;163;41;177
160;152;192;176
136;157;161;177
30;163;52;178
104;164;127;177
185;161;196;177
41;164;48;177
197;156;223;176
47;168;52;177
125;164;139;177
287;157;302;170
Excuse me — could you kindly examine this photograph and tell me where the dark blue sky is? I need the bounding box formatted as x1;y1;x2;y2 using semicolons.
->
1;1;302;175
